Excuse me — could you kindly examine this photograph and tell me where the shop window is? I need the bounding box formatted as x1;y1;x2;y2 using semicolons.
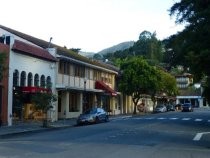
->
69;93;79;112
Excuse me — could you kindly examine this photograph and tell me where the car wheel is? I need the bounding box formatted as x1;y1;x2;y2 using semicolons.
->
95;117;100;123
105;116;109;122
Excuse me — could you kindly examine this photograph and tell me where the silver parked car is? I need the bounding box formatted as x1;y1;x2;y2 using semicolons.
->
154;105;167;113
77;108;109;125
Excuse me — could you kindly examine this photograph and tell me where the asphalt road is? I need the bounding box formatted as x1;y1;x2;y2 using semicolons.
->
0;109;210;158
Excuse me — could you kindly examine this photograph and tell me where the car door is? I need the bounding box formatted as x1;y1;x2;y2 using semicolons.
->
97;108;104;121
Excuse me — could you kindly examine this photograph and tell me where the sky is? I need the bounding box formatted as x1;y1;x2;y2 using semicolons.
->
0;0;184;53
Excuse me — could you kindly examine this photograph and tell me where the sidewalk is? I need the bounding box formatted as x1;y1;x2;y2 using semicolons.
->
0;118;77;139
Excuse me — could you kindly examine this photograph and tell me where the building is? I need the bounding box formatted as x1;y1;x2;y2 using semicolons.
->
0;25;133;126
0;27;57;126
175;73;203;107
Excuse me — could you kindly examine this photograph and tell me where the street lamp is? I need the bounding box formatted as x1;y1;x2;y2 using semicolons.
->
83;78;87;112
194;83;202;107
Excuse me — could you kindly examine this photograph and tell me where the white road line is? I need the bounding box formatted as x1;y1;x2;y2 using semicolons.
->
208;120;210;122
169;118;178;120
193;132;210;141
145;117;155;120
132;117;143;120
195;119;202;122
182;118;191;121
193;133;203;141
157;117;166;120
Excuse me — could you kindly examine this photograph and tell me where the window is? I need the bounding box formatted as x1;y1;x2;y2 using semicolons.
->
58;91;61;112
46;76;52;89
13;70;19;86
6;36;10;45
20;71;26;87
74;64;85;77
34;74;39;87
59;61;63;74
40;75;45;88
69;93;79;112
59;60;70;75
27;72;33;86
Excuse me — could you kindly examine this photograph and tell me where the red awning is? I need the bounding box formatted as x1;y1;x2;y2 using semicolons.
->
21;86;51;93
95;81;117;96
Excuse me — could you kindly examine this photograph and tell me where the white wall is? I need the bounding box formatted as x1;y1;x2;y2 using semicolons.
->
1;32;57;125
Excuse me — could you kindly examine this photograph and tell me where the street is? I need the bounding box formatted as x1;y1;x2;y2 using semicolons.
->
0;108;210;158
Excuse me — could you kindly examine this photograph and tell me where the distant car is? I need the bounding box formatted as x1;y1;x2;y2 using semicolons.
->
166;104;175;111
181;103;193;112
175;103;183;110
77;108;109;125
154;105;167;113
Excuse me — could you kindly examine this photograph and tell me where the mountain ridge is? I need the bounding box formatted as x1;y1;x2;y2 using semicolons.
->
79;41;135;58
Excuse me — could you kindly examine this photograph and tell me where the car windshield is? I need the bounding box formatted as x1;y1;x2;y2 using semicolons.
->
84;108;97;114
156;105;164;108
183;103;191;107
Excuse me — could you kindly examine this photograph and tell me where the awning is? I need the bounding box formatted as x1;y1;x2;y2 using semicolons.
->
20;86;51;93
95;81;117;96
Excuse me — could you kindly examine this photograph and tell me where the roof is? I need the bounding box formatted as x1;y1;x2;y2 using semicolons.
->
175;73;193;78
178;88;201;96
12;40;57;62
0;25;118;74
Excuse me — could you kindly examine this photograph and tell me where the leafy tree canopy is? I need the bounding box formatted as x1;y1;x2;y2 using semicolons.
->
31;92;57;113
167;0;210;77
119;57;161;113
119;57;178;113
158;69;179;96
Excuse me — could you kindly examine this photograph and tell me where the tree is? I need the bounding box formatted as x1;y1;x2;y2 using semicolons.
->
168;0;210;76
134;31;163;62
203;76;210;105
119;57;160;114
168;0;210;103
31;92;57;127
158;69;179;97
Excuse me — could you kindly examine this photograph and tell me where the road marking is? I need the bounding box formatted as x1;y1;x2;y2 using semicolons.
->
182;118;191;121
169;118;178;120
133;117;143;120
157;117;166;120
145;117;155;120
195;119;202;122
208;120;210;122
193;132;210;141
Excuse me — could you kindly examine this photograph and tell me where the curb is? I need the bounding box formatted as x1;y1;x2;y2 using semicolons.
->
0;125;74;139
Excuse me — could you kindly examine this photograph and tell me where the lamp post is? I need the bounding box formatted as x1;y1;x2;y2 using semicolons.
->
194;83;202;107
83;78;87;112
